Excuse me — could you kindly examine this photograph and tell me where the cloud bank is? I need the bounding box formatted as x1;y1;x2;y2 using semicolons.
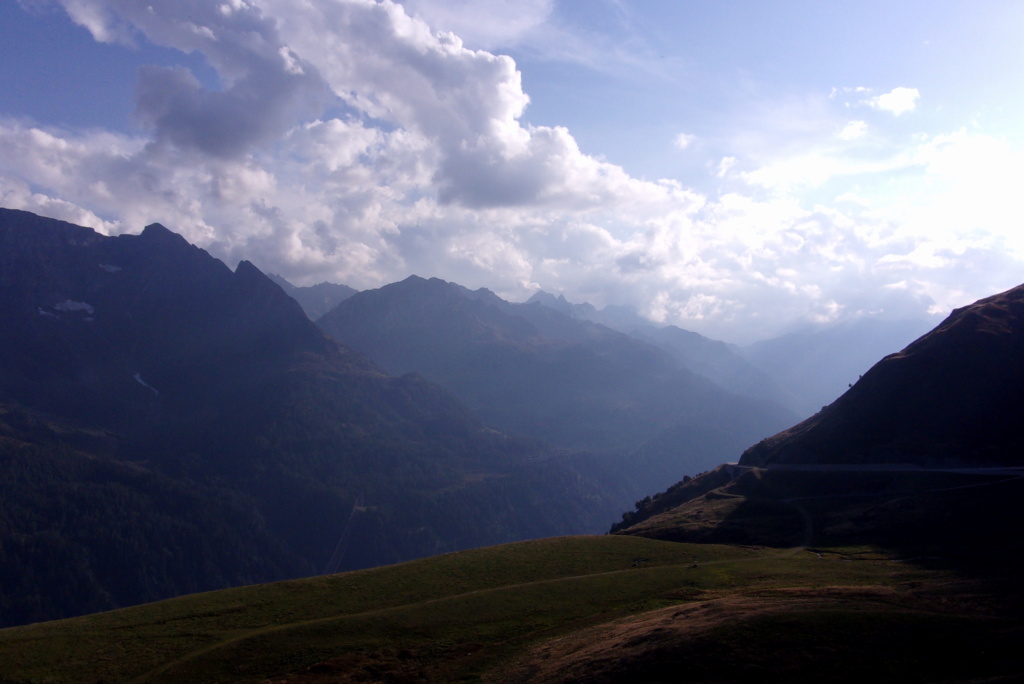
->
2;0;1022;343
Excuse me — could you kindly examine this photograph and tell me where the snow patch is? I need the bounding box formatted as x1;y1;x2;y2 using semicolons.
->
98;263;122;273
133;373;159;396
54;300;95;314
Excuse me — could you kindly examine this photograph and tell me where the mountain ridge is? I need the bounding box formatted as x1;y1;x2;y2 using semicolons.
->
0;208;635;627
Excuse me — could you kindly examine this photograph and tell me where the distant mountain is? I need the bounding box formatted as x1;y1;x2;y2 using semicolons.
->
526;290;796;411
629;325;795;409
266;272;357;320
318;276;796;492
525;289;649;331
0;209;633;627
525;290;598;319
739;317;935;418
525;290;938;420
743;283;1024;468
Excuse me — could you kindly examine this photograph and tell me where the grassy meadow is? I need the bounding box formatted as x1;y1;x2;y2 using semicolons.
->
0;534;969;683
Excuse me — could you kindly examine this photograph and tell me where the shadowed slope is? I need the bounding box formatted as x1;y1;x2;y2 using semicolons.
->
742;282;1024;467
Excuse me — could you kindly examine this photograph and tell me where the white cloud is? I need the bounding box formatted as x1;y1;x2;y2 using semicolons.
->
867;87;920;116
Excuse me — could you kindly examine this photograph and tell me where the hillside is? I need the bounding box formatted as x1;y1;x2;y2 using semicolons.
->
0;209;633;627
587;284;1024;680
742;282;1024;467
2;535;1018;683
739;316;937;419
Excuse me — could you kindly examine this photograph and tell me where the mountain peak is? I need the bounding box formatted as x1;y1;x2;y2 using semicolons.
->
139;222;185;243
234;259;265;281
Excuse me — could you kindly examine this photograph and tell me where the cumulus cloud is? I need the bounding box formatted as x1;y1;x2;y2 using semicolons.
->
58;0;328;158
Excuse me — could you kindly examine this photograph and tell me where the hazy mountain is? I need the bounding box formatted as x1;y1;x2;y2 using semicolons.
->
739;316;936;418
525;289;649;331
629;325;795;409
525;289;939;420
318;276;796;492
742;282;1024;467
526;290;796;411
266;272;357;320
0;209;633;627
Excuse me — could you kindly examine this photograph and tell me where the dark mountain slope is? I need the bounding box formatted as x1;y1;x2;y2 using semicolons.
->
318;276;795;491
742;282;1024;467
0;209;632;627
0;404;299;627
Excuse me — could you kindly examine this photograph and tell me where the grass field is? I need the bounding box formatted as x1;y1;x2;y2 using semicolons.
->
0;534;985;683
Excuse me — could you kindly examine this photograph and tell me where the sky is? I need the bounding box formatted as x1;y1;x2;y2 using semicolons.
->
2;0;1023;343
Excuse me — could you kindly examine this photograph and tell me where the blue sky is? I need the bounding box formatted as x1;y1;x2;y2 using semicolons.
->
2;0;1023;342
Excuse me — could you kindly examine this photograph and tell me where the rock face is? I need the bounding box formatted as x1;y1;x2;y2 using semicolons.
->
742;283;1024;467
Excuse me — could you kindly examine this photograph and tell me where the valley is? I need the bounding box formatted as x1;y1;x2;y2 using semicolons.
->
2;3;1021;680
3;208;1024;681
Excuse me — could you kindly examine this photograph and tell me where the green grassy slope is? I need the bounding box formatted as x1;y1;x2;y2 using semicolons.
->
0;535;978;683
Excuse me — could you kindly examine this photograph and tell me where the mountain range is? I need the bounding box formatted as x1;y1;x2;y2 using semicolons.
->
0;208;634;626
316;275;796;492
520;289;934;417
2;272;1023;681
3;204;1008;660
